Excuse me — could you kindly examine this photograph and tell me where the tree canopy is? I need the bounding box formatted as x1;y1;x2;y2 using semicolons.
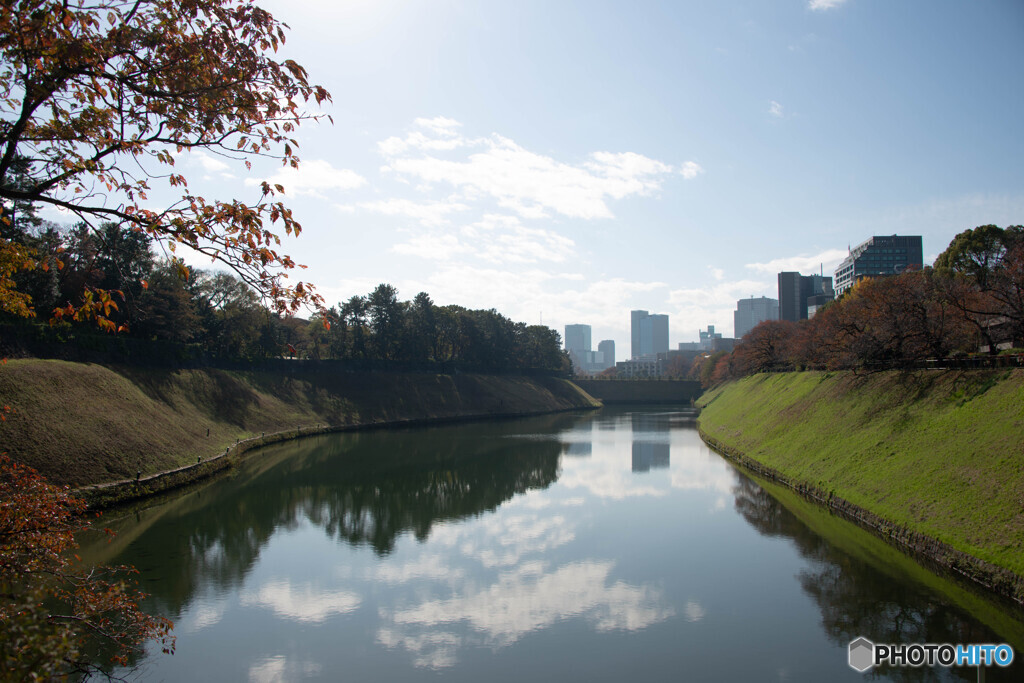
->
0;0;331;324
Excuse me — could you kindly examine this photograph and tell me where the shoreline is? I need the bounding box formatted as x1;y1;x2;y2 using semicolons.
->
76;405;599;509
696;369;1024;606
698;427;1024;605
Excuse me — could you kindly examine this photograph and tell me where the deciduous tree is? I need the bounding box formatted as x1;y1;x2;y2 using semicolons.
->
0;0;331;324
0;455;174;678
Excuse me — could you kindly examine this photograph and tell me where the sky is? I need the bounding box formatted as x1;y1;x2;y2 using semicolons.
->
116;0;1024;359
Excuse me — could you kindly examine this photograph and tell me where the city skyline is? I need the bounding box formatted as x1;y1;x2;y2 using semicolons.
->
39;1;1021;360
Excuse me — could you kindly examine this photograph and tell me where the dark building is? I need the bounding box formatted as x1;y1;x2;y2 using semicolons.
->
834;235;923;296
778;272;834;322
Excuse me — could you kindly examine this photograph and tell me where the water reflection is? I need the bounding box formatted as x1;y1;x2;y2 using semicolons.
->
75;407;1024;681
378;560;673;668
733;474;1024;682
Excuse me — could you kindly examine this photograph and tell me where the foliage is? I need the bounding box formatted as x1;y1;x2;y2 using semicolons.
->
0;454;174;678
0;0;331;324
934;224;1023;289
305;284;569;372
703;225;1023;387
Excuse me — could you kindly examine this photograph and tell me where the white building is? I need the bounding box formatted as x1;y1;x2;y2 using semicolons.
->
734;297;779;339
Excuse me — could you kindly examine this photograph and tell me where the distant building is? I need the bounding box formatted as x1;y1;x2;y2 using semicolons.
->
630;310;669;358
699;325;722;350
778;272;834;322
630;310;647;359
834;235;924;296
597;339;615;369
734;296;779;339
616;357;664;378
807;294;831;319
565;324;604;375
711;337;736;353
564;324;591;354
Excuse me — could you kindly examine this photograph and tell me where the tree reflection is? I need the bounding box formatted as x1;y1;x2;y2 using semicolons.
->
732;473;1022;682
87;415;574;621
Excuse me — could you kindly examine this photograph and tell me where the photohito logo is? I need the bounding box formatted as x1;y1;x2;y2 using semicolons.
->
848;637;1014;672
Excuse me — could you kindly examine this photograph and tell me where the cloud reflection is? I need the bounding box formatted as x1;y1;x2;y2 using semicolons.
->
241;579;361;623
378;561;673;668
247;654;322;682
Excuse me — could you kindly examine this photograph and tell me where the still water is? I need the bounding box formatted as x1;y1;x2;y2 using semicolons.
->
81;407;1024;681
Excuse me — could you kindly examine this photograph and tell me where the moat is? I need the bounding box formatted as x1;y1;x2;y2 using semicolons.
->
79;407;1024;681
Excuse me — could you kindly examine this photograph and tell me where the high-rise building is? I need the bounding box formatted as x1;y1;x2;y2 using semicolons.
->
597;339;615;369
834;235;924;296
734;297;779;338
630;310;648;359
565;324;609;375
647;314;669;357
778;272;834;322
631;310;668;358
564;324;591;354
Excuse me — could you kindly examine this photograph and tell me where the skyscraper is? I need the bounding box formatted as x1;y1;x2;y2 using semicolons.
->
598;339;615;369
630;310;648;359
564;324;591;354
630;310;669;358
734;296;779;338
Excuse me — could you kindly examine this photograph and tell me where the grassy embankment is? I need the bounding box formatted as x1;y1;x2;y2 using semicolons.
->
697;369;1024;597
0;358;598;495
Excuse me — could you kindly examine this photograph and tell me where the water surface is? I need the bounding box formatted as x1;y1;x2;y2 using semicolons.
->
81;407;1024;681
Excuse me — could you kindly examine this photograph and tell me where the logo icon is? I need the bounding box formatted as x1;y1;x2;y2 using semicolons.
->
849;637;874;672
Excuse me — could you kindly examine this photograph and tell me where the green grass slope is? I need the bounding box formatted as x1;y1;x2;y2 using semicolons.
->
0;359;598;487
698;369;1024;576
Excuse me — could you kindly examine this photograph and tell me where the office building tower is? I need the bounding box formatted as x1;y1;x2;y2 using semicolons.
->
834;235;924;296
631;310;668;358
734;297;779;339
564;324;591;354
598;339;615;369
630;310;648;359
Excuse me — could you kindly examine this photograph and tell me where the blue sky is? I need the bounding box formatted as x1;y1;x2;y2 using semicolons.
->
166;0;1024;359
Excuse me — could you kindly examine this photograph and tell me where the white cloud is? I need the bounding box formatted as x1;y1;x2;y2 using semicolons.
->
390;212;576;266
744;248;848;275
350;198;470;227
379;120;684;220
680;161;704;179
247;655;322;683
378;117;470;156
381;560;673;661
241;579;361;623
414;116;462;137
769;100;784;118
459;514;576;568
391;232;471;261
375;555;465;584
809;0;848;10
683;600;707;623
245;159;366;198
192;149;233;177
248;655;286;683
376;628;461;669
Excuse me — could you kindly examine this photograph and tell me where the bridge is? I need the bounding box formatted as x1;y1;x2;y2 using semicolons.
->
571;379;703;405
